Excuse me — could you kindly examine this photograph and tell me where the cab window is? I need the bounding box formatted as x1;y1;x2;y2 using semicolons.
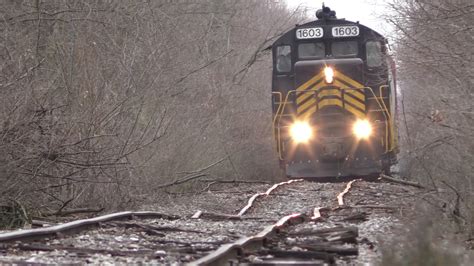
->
332;41;358;57
298;43;325;59
276;45;291;72
366;41;383;67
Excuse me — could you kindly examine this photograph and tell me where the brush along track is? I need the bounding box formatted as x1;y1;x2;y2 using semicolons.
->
0;179;419;264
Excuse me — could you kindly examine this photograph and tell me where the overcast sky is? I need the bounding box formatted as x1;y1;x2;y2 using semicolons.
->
285;0;392;36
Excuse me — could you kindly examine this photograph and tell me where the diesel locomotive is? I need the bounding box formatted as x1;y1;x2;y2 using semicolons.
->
271;6;399;178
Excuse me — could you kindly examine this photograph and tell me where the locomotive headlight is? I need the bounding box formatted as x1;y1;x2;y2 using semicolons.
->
324;67;334;83
290;121;312;143
353;119;372;139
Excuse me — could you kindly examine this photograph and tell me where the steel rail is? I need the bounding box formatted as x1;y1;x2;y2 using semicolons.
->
237;179;303;216
0;211;179;243
337;179;358;206
191;180;358;265
188;213;306;266
311;207;325;220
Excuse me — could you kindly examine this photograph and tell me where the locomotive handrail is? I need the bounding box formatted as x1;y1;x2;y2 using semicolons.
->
273;89;319;160
378;85;396;152
273;89;300;160
272;86;393;160
271;91;283;140
271;91;284;160
364;86;390;153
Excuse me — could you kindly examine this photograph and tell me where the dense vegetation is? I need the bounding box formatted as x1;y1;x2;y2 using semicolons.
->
1;3;472;259
382;0;473;262
0;0;303;226
388;0;473;233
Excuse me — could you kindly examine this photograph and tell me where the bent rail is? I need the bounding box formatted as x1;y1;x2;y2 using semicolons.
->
0;211;179;242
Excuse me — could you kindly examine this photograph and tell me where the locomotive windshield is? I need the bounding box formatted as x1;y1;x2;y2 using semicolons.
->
276;45;291;72
366;41;383;67
298;43;325;59
331;41;358;57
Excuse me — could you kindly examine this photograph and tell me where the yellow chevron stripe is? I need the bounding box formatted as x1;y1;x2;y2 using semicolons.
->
334;70;364;88
296;92;312;106
295;70;366;119
315;88;365;112
317;88;341;98
332;80;365;101
298;98;316;113
296;72;325;92
332;80;365;112
345;89;365;102
296;80;324;104
296;79;325;116
318;98;343;109
297;105;317;120
343;94;365;111
345;104;365;119
296;91;311;104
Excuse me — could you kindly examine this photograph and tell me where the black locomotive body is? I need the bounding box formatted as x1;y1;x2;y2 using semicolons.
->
271;7;399;178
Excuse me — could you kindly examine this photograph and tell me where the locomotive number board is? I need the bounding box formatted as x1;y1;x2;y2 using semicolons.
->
332;26;359;37
296;27;324;39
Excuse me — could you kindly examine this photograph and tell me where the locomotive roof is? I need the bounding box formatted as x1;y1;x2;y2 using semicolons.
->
271;18;385;47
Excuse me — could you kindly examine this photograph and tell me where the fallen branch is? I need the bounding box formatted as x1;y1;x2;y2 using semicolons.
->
297;244;358;256
325;228;358;244
171;246;216;253
290;226;357;236
158;157;229;189
109;221;205;234
157;174;206;188
380;174;425;189
262;250;335;263
176;157;229;175
106;222;165;236
351;204;398;210
191;211;264;221
341;212;368;222
15;243;156;257
197;179;270;193
211;190;259;194
289;226;358;243
31;220;54;228
194;212;241;220
151;239;227;246
198;181;217;193
198;179;271;184
42;208;104;217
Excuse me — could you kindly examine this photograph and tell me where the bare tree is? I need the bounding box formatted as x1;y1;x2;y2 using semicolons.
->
0;0;302;226
386;0;473;233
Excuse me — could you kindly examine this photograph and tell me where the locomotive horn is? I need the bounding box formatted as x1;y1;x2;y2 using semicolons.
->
316;4;337;20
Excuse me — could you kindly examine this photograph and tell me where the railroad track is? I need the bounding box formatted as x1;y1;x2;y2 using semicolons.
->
191;179;358;265
0;178;419;264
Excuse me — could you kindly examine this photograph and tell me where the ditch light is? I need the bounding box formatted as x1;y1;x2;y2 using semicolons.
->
353;119;372;139
290;121;313;143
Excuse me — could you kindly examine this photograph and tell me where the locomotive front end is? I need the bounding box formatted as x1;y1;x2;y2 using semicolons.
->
285;59;384;178
271;6;398;179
